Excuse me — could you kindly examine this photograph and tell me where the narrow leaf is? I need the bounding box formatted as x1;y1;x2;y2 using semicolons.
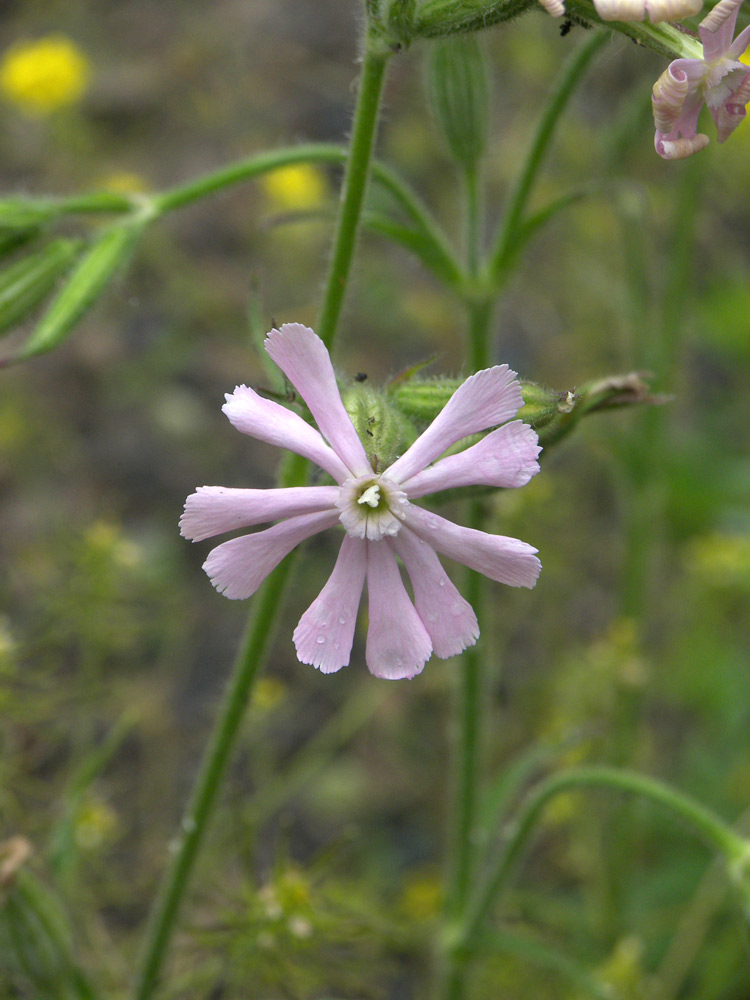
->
13;224;143;363
0;239;82;337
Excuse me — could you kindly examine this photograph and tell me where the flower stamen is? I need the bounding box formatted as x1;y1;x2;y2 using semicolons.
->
358;484;381;508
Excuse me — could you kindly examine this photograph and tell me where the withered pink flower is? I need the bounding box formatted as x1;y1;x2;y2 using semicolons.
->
537;0;700;21
652;0;750;159
181;324;541;680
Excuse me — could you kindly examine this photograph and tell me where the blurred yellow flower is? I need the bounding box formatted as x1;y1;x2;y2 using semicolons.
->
86;518;142;569
253;676;287;712
0;36;90;116
261;164;327;212
74;797;119;850
99;172;149;195
399;869;442;920
686;532;750;589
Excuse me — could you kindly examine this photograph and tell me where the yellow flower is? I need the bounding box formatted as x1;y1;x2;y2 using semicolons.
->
261;164;327;212
252;676;287;712
0;36;90;116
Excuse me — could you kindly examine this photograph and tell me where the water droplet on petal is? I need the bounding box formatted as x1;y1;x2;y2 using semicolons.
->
338;616;347;625
316;635;326;644
426;516;439;529
438;579;446;587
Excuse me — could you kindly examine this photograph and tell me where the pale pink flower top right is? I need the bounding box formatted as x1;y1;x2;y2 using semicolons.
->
539;0;750;160
652;0;750;158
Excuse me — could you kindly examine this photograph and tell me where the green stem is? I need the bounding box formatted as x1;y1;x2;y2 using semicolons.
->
463;165;483;280
152;144;452;276
466;298;494;371
133;458;308;1000
456;766;746;953
134;31;392;998
488;32;607;284
446;544;484;918
154;144;344;215
316;46;389;347
477;927;614;1000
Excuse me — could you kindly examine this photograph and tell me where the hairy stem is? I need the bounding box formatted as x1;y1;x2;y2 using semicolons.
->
316;46;389;347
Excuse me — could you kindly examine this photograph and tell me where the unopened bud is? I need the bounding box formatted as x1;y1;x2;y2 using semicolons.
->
390;376;463;428
425;36;489;168
342;383;417;471
518;381;575;429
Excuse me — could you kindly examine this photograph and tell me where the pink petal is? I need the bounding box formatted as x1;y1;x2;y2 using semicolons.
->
644;0;702;20
293;535;367;673
727;24;750;60
385;366;523;485
180;485;340;542
222;385;350;484
700;0;743;59
655;132;710;158
401;421;541;499
537;0;565;15
265;324;371;478
202;510;339;600
401;505;541;588
365;541;432;680
390;529;479;659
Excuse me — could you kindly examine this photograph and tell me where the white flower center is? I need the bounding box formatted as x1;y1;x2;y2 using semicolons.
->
336;475;408;541
357;484;381;508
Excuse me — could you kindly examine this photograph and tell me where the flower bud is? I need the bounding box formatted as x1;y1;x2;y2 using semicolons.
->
390;376;464;428
425;36;489;168
518;381;575;430
342;383;417;471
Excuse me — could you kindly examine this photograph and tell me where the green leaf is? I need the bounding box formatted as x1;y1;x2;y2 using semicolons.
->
363;211;463;286
0;225;41;258
0;239;82;337
1;869;98;999
12;223;143;363
0;198;60;230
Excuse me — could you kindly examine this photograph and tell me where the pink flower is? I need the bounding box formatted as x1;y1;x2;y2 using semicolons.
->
652;0;750;159
537;0;701;21
180;324;541;680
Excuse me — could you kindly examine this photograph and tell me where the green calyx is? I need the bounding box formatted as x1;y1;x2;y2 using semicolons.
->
390;375;464;428
342;383;418;472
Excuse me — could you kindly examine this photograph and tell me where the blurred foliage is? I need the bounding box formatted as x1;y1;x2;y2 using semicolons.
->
1;1;750;999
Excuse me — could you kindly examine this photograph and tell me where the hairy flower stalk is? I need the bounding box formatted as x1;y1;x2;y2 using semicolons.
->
181;324;541;680
652;0;750;158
